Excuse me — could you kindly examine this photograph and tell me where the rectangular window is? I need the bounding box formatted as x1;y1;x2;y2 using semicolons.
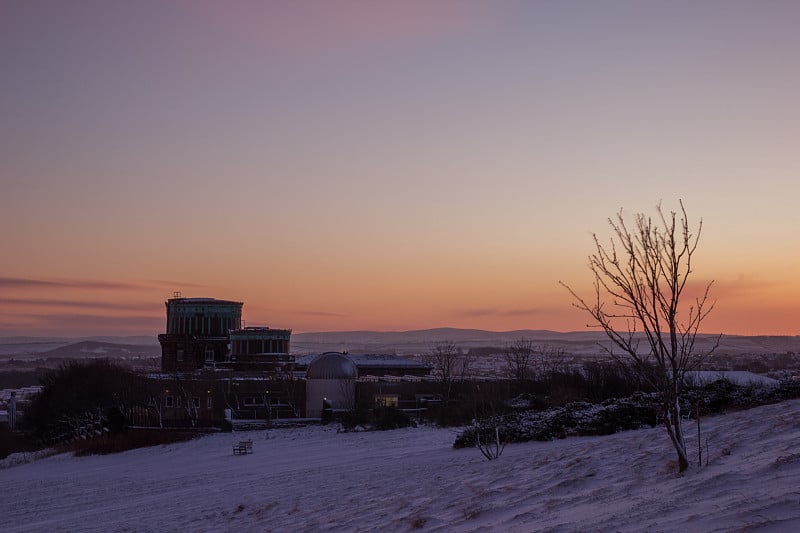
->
176;349;184;362
243;396;262;406
374;395;399;408
206;396;213;409
165;396;174;408
205;347;214;362
192;396;200;408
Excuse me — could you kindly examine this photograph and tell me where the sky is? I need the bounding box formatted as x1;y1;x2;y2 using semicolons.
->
1;1;799;337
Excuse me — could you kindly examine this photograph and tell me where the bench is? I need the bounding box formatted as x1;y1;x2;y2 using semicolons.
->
232;439;253;455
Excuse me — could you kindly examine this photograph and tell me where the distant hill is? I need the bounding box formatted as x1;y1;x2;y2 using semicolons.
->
0;335;158;346
2;330;798;359
0;339;160;361
37;341;161;360
291;328;800;356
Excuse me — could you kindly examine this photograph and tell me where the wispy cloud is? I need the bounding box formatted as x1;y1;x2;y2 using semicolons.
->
0;297;159;312
0;277;59;289
685;276;785;301
0;277;204;292
0;277;140;290
10;313;163;334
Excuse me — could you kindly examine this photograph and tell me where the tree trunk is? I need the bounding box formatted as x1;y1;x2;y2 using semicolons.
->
663;396;690;472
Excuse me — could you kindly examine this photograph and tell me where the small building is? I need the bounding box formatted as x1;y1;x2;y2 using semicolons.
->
304;352;359;417
135;371;306;427
301;352;432;417
229;327;293;372
150;296;302;425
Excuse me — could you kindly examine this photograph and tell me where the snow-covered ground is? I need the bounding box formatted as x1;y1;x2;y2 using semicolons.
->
3;401;800;532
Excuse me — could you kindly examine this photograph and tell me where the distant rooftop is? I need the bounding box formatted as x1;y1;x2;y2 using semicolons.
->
231;326;292;334
296;352;431;370
166;297;243;306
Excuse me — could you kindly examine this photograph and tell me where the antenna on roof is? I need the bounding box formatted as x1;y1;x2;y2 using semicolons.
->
174;291;182;298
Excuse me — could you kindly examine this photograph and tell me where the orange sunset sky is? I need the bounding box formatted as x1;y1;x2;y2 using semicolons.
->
1;1;799;337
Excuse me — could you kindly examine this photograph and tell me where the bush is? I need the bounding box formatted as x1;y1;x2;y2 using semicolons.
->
26;359;143;444
685;378;795;417
454;395;659;448
455;378;800;450
340;406;415;431
0;424;38;460
374;407;414;430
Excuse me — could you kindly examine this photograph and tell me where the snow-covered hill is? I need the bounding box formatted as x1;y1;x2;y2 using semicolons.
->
2;401;800;532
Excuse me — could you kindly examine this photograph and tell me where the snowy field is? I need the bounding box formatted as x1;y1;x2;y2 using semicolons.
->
3;401;800;532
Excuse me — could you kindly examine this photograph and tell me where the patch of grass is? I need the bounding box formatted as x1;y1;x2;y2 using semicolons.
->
410;516;427;529
464;507;482;520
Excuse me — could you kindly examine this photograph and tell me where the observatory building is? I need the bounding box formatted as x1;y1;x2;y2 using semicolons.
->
158;296;292;372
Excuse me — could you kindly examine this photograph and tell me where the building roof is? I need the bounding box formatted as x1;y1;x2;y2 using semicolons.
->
301;352;431;379
306;352;358;380
230;327;292;337
347;354;430;369
166;298;243;306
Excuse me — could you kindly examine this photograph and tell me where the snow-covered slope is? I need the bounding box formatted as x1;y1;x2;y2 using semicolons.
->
3;401;800;532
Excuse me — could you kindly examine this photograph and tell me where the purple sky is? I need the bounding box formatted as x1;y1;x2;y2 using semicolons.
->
2;1;800;336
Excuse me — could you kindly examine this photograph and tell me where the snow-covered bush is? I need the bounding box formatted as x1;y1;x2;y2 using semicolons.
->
459;378;799;450
685;378;794;416
454;395;659;449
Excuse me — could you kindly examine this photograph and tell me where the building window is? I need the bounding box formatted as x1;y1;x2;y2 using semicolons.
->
192;396;201;409
205;347;214;362
176;349;184;362
206;396;213;409
165;396;174;408
374;395;399;408
243;396;262;406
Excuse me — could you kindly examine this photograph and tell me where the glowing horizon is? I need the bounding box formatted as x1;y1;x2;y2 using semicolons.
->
2;2;799;338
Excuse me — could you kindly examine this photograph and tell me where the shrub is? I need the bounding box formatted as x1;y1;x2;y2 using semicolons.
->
454;395;659;448
0;424;38;460
340;406;415;431
26;359;143;444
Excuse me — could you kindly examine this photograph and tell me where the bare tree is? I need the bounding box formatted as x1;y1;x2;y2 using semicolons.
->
172;374;200;427
426;340;470;403
277;373;302;418
147;392;165;428
337;377;356;411
474;406;507;461
535;345;568;382
505;338;535;381
470;382;508;460
561;201;719;472
505;339;568;382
